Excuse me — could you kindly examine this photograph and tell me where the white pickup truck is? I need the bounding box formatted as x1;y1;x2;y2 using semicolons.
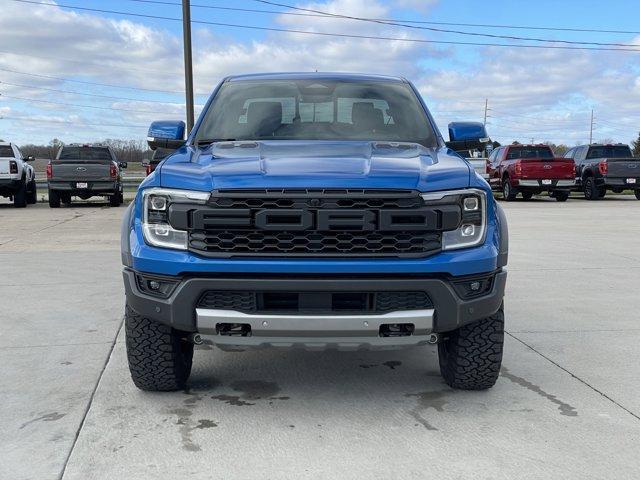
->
0;142;37;207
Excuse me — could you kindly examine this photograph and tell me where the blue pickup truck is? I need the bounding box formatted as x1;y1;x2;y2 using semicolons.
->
121;73;508;392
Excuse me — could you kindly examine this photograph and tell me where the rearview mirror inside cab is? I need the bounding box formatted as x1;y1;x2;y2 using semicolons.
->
147;120;186;150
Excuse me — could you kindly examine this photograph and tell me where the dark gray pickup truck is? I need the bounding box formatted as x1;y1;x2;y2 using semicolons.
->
565;144;640;200
47;144;126;207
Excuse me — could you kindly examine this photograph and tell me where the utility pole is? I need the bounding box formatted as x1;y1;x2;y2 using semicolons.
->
182;0;195;133
483;98;488;126
589;109;594;144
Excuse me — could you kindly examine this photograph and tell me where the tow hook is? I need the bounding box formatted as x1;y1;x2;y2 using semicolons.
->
187;333;203;345
427;333;440;344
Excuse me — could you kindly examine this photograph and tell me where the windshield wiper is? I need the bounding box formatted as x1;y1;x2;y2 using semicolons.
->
195;138;237;147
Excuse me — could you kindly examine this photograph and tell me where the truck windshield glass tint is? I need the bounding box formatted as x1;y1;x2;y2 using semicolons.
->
195;80;437;147
58;147;111;161
506;147;553;159
587;146;632;159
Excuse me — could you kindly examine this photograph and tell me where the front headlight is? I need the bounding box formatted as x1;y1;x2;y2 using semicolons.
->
421;189;487;251
141;188;210;250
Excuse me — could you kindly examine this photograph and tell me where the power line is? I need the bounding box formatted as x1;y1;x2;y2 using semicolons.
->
251;0;640;48
0;80;186;104
0;94;173;114
124;0;640;36
0;67;185;94
10;0;640;53
0;49;182;77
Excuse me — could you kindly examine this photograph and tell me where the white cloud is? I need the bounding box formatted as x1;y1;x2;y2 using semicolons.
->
0;0;638;146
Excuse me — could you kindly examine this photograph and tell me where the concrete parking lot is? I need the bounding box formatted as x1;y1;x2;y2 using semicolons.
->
1;196;639;479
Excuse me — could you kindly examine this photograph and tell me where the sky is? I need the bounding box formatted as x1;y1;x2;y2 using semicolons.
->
1;0;639;147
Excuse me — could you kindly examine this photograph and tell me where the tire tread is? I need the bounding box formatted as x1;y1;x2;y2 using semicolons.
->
125;305;193;391
438;308;504;390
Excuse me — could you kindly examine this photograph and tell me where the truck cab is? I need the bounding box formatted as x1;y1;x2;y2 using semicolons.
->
47;144;126;208
121;73;508;393
0;142;37;208
565;144;640;200
487;144;576;201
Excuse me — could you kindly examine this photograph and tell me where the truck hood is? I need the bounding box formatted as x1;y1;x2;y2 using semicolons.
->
158;140;471;192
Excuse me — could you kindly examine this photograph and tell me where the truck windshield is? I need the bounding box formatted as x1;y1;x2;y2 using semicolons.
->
58;147;112;161
587;146;633;159
195;79;437;147
506;147;554;159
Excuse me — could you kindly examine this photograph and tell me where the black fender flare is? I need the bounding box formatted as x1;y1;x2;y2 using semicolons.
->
495;202;508;268
121;202;134;267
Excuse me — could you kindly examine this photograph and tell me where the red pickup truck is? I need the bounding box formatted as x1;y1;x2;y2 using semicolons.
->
486;144;576;201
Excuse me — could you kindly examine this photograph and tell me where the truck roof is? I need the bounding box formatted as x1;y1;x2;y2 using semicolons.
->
225;72;407;83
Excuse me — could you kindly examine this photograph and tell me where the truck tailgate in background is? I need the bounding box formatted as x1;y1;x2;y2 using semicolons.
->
50;160;112;181
605;157;640;178
520;158;575;179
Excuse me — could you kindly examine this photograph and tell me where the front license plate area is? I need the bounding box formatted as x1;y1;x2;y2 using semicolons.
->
76;182;88;189
541;179;552;185
627;178;637;184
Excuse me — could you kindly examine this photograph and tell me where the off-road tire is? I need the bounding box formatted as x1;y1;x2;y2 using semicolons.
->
554;191;569;202
502;179;518;201
27;179;37;204
583;176;600;200
635;190;640;200
438;307;504;390
125;305;194;391
48;189;61;208
13;178;27;208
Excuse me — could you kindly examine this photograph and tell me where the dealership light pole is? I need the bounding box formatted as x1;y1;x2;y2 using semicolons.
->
182;0;195;133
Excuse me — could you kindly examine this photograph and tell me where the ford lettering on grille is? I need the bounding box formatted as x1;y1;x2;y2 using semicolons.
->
168;190;460;258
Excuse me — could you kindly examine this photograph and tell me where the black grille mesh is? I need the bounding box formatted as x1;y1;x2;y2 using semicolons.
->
197;290;433;314
190;230;440;255
375;292;433;312
197;291;256;311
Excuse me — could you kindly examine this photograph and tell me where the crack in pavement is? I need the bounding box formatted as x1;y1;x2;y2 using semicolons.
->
506;331;640;422
57;318;124;480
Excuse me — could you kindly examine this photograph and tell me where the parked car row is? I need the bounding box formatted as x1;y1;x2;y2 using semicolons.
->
0;142;127;208
484;143;640;201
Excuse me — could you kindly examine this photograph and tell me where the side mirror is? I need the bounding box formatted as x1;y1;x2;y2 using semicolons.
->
147;120;186;150
119;162;128;169
445;121;491;157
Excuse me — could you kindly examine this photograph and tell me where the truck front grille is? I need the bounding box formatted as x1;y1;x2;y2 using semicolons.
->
197;290;434;315
169;189;460;258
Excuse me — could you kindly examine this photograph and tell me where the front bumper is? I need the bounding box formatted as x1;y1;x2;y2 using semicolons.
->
123;268;507;349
